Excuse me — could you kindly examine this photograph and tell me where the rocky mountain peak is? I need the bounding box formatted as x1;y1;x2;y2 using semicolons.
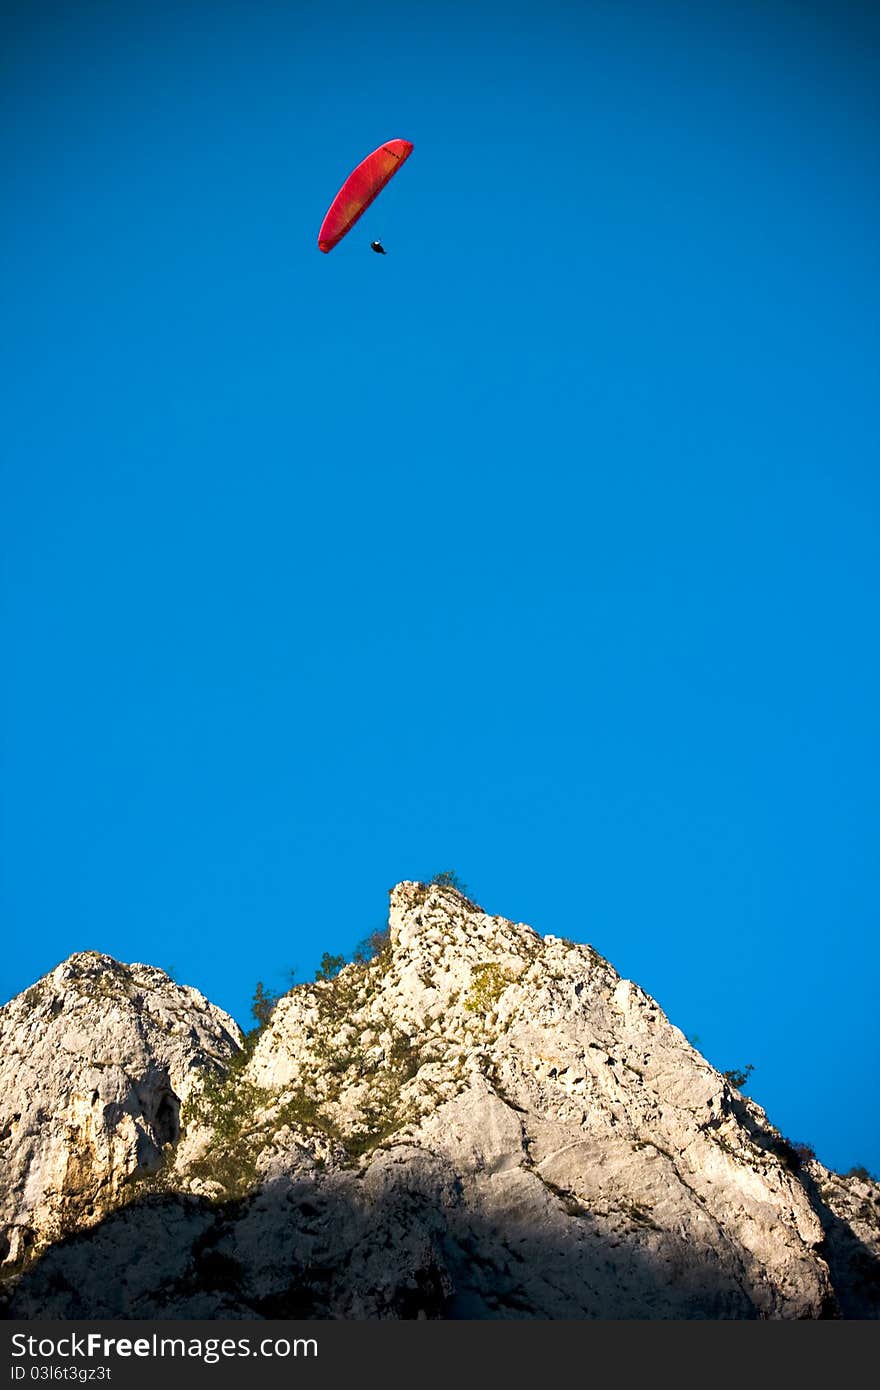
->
0;950;241;1270
2;886;878;1318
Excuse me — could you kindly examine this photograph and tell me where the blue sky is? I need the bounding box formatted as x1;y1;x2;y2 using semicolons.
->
2;1;878;1176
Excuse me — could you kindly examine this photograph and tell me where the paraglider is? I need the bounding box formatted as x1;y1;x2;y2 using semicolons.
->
370;240;386;255
317;139;413;253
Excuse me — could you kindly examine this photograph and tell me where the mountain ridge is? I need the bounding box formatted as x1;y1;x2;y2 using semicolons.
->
2;881;878;1318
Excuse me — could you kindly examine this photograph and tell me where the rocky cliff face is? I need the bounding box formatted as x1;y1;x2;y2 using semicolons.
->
2;884;878;1318
0;952;241;1271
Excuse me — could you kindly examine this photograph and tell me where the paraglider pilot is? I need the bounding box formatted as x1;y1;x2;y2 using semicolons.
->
370;240;386;254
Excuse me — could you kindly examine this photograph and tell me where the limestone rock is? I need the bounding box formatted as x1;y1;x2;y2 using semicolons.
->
3;887;879;1318
0;951;241;1271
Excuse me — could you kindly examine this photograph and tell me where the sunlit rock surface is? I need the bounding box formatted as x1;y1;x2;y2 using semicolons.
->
0;952;241;1270
3;885;878;1318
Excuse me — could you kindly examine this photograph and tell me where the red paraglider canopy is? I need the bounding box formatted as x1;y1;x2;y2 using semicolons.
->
318;139;414;253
